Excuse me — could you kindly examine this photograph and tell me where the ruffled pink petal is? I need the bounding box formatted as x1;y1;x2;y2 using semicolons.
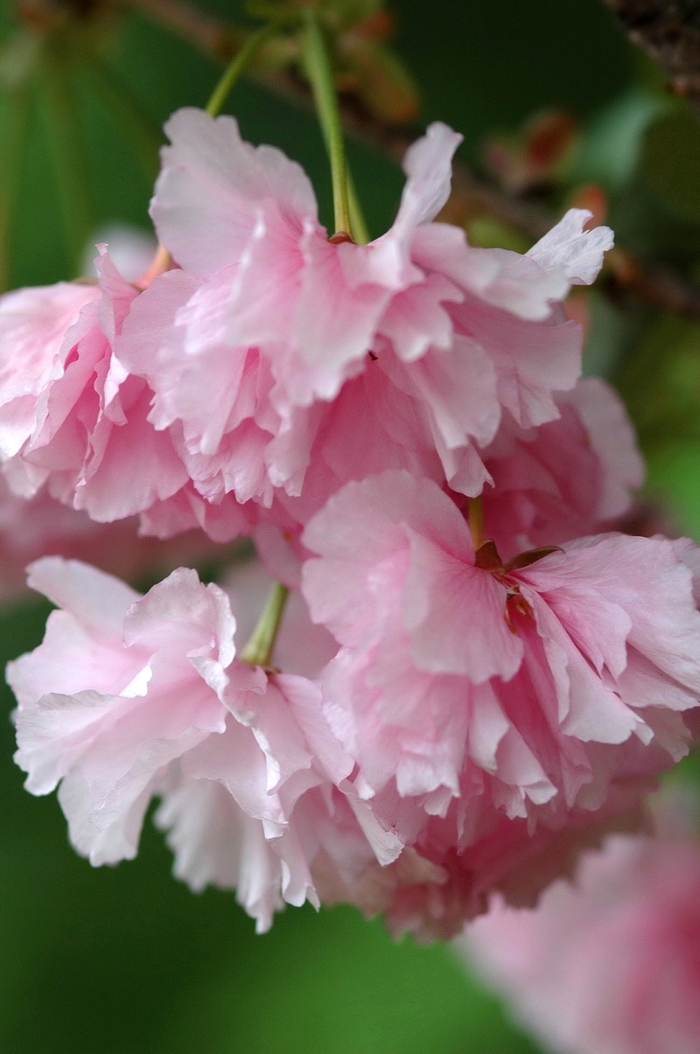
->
151;108;319;277
0;282;100;457
561;377;644;519
481;378;643;559
526;207;615;286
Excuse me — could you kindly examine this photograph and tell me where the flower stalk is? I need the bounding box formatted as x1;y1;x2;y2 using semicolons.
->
206;19;282;118
347;168;370;245
301;9;354;240
240;581;290;668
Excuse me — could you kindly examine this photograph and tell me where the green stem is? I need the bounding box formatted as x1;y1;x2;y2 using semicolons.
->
302;9;353;239
240;582;289;668
40;44;94;277
206;21;281;118
347;168;370;245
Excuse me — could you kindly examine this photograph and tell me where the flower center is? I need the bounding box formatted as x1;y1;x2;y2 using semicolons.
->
474;538;561;632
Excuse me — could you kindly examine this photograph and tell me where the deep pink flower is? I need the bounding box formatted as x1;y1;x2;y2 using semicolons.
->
462;802;700;1054
9;557;367;931
333;774;659;942
301;470;700;933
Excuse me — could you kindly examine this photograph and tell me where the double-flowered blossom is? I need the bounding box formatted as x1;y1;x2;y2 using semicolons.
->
114;108;612;537
301;469;700;935
461;798;700;1054
0;110;612;543
9;556;378;931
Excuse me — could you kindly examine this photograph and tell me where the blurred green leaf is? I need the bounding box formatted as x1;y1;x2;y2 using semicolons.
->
645;441;700;540
466;216;530;253
570;84;668;192
616;314;700;539
641;107;700;222
671;748;700;787
617;315;700;444
582;290;630;378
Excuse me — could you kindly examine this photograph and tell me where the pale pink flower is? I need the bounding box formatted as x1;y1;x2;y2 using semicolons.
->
138;480;258;543
301;470;700;933
9;557;365;931
117;108;612;521
461;807;700;1054
0;250;187;523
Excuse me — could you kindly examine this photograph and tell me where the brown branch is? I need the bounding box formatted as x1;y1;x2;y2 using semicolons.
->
124;0;244;60
123;0;700;323
605;248;700;318
602;1;700;114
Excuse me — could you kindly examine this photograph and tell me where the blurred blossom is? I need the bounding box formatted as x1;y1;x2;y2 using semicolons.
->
483;109;579;194
461;791;700;1054
81;226;158;284
0;472;220;600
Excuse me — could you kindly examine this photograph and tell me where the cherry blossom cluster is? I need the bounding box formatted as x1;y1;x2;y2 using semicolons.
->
5;108;700;937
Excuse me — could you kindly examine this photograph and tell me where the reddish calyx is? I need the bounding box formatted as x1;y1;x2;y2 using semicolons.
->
475;539;562;631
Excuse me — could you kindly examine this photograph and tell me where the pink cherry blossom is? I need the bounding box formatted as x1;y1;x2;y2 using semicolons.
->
138;480;258;543
8;556;371;931
116;107;612;526
301;470;700;933
461;801;700;1054
0;250;188;523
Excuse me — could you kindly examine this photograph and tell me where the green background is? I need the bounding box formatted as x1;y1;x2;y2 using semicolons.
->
1;0;698;1051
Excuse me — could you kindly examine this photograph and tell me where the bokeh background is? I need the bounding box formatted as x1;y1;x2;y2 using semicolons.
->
1;1;699;1050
